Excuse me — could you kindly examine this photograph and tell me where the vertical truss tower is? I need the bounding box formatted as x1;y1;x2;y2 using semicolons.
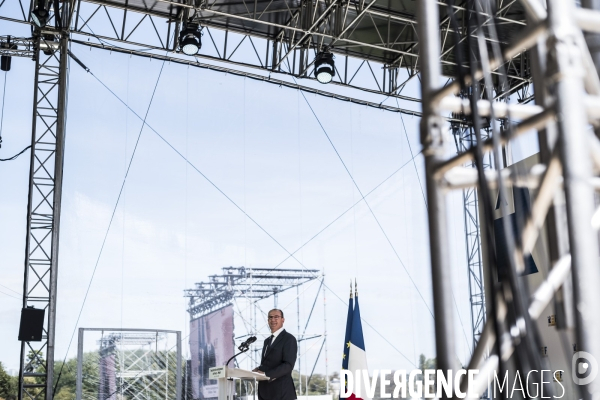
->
0;0;539;398
452;120;490;353
419;0;600;399
18;29;70;400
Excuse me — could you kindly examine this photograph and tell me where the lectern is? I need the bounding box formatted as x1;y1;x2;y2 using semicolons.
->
209;366;269;400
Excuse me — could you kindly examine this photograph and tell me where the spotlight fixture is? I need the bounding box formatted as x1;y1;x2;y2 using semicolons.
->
314;51;335;84
41;34;57;56
31;0;48;28
179;23;201;56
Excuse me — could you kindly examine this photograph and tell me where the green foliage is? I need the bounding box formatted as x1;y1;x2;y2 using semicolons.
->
25;350;45;374
1;349;180;400
53;357;79;400
0;361;18;400
292;371;332;396
418;354;436;372
306;374;328;395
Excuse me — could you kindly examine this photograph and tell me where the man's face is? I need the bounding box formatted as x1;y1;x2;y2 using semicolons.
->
268;310;284;333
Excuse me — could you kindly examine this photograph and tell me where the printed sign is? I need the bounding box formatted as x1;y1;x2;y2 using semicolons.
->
190;306;234;399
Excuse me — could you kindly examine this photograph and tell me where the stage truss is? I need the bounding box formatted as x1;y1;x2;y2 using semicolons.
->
0;0;552;398
185;266;320;319
418;0;600;399
76;328;182;400
185;266;326;396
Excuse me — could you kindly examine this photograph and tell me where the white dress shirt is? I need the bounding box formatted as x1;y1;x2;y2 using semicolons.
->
262;326;284;358
270;326;284;344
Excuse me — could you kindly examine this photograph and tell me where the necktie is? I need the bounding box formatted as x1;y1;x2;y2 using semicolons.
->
263;335;274;358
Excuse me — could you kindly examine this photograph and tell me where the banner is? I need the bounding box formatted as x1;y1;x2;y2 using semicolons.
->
189;306;235;399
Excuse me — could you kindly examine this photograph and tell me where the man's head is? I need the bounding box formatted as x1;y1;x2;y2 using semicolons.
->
268;309;285;333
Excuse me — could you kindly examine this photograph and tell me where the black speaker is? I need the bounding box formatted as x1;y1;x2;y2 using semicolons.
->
18;307;45;342
0;56;12;72
0;55;11;72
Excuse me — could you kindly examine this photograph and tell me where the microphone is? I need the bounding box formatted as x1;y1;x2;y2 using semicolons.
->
238;336;257;351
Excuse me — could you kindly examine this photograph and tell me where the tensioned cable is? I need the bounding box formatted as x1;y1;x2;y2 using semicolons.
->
0;145;31;161
0;288;21;300
0;282;21;296
402;162;418;365
232;156;424;365
69;47;419;369
397;103;428;209
79;62;417;367
396;93;471;355
268;150;421;271
0;70;32;162
350;104;359;272
53;57;167;396
120;49;131;335
298;82;470;365
185;150;422;364
294;78;435;319
204;146;423;322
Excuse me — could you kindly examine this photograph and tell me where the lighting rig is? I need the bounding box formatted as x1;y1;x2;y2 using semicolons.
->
179;22;202;55
31;0;49;28
0;1;537;400
314;51;335;84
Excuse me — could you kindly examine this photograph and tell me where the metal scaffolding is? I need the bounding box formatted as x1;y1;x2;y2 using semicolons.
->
418;0;600;399
76;328;182;400
185;266;320;319
451;120;490;354
0;0;553;398
17;31;70;400
184;266;327;396
0;0;531;101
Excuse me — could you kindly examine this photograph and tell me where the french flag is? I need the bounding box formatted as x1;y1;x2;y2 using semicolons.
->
342;283;371;400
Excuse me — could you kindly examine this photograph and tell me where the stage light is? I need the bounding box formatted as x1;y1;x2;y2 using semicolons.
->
31;0;48;28
314;51;335;84
179;23;201;56
41;34;57;55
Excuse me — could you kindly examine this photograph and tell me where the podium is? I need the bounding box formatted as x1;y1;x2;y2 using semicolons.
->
209;366;269;400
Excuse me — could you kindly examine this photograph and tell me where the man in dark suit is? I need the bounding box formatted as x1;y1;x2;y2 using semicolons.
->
253;309;297;400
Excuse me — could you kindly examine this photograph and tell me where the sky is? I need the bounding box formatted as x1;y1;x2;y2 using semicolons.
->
0;5;522;379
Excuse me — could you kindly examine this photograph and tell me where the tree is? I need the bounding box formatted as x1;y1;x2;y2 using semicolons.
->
0;362;17;400
306;374;327;395
292;371;329;396
53;357;78;400
418;354;436;372
25;350;45;374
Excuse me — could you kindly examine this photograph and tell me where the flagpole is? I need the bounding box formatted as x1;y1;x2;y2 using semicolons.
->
341;280;353;396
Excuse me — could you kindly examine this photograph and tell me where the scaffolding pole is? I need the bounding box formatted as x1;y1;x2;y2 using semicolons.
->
18;31;69;400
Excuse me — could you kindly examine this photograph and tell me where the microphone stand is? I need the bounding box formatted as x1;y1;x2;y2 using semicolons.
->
226;345;250;367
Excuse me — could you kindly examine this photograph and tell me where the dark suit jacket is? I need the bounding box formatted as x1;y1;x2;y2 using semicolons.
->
257;329;297;400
